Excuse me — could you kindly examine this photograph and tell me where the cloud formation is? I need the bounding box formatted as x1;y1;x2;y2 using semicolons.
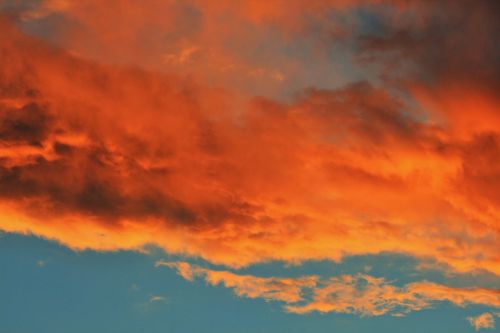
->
159;261;500;316
157;261;318;303
467;312;496;331
0;0;498;282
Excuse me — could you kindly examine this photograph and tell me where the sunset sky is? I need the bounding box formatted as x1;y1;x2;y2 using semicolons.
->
0;1;499;332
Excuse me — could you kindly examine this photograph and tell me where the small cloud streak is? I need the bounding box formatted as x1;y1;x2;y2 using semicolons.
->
157;261;317;303
158;261;500;317
149;295;167;303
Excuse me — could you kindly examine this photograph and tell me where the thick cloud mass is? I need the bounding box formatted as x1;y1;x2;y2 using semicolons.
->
0;0;498;281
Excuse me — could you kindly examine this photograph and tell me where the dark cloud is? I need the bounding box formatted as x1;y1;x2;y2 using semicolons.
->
293;81;428;148
0;102;52;145
358;0;500;85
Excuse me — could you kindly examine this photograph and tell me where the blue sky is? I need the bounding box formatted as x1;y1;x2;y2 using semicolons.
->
1;233;498;333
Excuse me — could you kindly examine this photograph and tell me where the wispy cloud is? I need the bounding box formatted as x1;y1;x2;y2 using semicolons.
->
158;261;500;317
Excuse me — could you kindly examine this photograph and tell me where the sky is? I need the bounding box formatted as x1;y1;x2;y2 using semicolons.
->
0;1;499;332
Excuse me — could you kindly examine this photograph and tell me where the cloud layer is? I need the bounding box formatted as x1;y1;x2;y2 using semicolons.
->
0;0;498;280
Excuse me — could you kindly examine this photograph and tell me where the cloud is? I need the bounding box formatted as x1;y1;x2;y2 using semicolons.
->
467;313;496;331
358;0;500;139
159;261;500;316
287;280;500;316
158;261;318;303
0;2;498;325
149;295;167;303
0;0;383;98
0;12;498;278
0;0;499;294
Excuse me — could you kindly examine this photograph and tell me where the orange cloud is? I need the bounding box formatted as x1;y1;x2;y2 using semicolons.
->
467;312;496;331
287;279;500;316
0;0;498;280
159;262;500;316
157;261;318;303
